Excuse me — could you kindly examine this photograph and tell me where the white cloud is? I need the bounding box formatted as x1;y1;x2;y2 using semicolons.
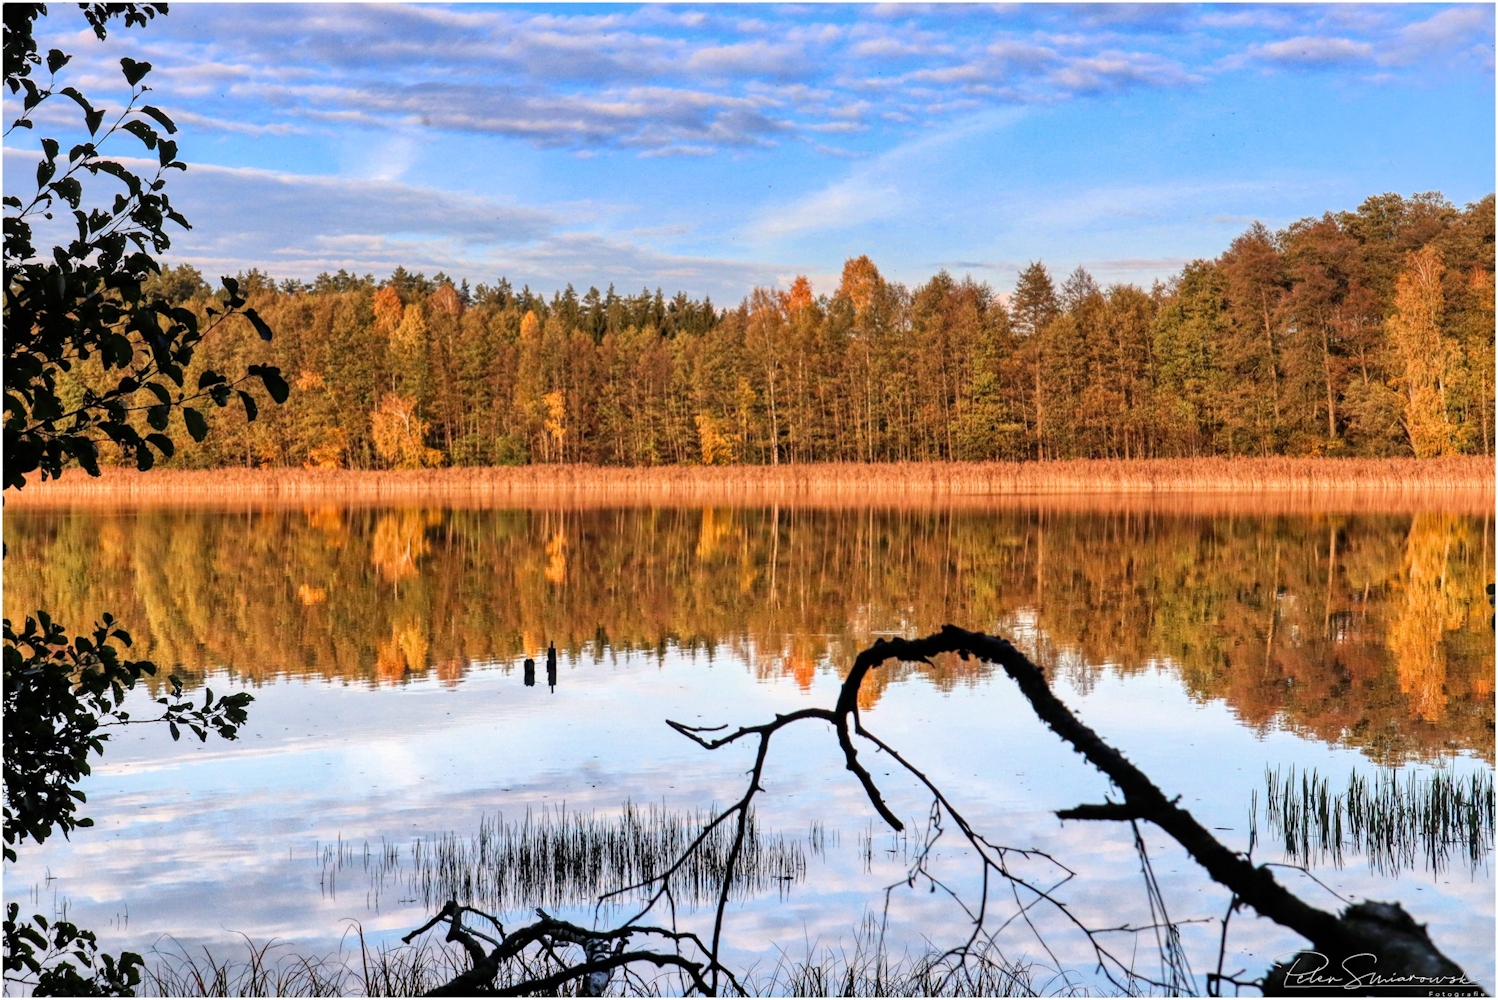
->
1250;36;1375;67
46;159;791;297
1384;6;1494;67
750;109;1025;243
167;162;557;246
25;2;1484;163
754;174;905;241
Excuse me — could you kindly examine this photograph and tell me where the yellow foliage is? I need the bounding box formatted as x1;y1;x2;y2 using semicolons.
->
306;437;348;470
695;507;735;561
520;309;540;342
1386;246;1459;458
838;255;883;314
370;393;442;469
304;425;349;470
372;285;403;335
305;506;344;537
1386;514;1473;721
785;275;814;318
392;302;428;353
695;413;735;465
370;510;432;583
297;584;327;606
431;282;463;318
375;621;430;680
543;389;567;461
545;527;567;585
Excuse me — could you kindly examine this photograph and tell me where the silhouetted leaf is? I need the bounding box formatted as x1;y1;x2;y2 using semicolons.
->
122;120;157;150
182;406;208;442
140;105;176;134
119;57;151;86
243;307;273;341
253;366;289;403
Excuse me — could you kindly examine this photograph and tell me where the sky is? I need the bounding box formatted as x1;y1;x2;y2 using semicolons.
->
10;3;1496;302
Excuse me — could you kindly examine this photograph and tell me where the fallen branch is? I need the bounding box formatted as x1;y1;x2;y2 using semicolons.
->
856;626;1479;996
403;902;719;996
407;625;1481;997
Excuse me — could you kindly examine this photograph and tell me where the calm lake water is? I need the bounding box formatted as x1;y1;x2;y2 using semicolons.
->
3;502;1493;993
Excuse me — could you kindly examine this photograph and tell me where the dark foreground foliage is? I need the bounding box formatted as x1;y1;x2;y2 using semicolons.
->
4;4;282;993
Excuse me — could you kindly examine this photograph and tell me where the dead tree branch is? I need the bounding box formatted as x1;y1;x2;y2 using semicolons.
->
853;626;1477;996
404;902;719;996
409;625;1479;997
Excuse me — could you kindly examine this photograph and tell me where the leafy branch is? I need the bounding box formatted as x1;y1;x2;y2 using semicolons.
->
3;3;287;490
2;611;252;864
3;903;144;998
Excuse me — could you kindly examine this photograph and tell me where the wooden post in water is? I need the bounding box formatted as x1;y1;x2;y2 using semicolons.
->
547;641;558;691
523;657;535;687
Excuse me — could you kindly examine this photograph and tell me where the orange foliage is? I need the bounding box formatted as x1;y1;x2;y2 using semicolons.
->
838;255;883;314
373;285;403;335
7;503;1490;762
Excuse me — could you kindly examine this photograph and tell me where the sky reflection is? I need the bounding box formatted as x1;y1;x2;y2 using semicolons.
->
6;641;1492;993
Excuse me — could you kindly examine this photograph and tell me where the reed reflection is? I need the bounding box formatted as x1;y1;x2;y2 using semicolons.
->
317;803;827;915
3;505;1491;763
1259;766;1494;876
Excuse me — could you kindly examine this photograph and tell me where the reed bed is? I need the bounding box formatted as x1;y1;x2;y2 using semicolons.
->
747;930;1045;998
1261;765;1495;875
140;926;1046;997
144;931;535;997
8;457;1492;513
322;803;826;914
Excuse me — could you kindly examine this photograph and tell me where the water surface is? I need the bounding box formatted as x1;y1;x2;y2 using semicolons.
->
4;503;1492;992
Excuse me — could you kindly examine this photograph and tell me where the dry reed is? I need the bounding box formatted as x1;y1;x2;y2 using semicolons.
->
7;457;1492;513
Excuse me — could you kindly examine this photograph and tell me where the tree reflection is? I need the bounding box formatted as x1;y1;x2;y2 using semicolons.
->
4;504;1490;763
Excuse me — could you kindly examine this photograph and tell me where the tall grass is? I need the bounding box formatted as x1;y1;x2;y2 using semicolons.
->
144;930;524;997
141;925;1048;997
1261;765;1494;875
319;802;828;914
9;457;1492;512
746;920;1046;998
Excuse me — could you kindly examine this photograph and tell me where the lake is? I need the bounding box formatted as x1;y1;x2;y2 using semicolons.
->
3;501;1493;994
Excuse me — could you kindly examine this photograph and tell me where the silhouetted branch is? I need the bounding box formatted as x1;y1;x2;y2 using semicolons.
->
406;902;719;996
1056;802;1145;821
860;626;1477;996
408;625;1479;996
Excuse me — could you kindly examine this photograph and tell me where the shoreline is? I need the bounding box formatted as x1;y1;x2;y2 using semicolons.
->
4;457;1492;513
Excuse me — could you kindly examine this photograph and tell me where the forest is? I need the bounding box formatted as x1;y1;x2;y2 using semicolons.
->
115;190;1493;470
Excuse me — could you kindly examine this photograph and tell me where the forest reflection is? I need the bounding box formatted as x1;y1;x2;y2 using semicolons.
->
3;504;1490;764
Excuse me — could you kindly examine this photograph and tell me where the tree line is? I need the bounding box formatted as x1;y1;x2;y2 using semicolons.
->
126;191;1493;470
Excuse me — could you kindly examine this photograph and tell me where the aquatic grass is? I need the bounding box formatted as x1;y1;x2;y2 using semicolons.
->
318;802;829;914
405;802;821;911
750;933;1046;998
140;927;1053;997
1262;765;1494;875
144;934;357;997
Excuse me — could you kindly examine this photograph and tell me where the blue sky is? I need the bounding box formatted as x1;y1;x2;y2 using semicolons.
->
13;3;1495;300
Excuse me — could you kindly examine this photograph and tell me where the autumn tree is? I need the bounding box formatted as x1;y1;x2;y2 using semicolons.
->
115;192;1491;473
1386;245;1460;458
1010;262;1059;458
371;391;442;468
